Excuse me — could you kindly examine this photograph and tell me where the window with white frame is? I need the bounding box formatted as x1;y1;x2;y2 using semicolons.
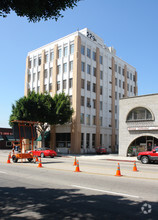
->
70;44;74;54
63;63;67;73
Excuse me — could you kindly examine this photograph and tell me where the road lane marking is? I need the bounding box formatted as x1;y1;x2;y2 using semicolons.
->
0;171;7;174
71;184;140;199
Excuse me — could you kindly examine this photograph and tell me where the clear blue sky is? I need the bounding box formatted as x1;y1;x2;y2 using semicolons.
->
0;0;158;128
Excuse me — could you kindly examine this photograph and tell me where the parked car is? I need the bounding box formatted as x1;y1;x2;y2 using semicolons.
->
29;148;57;158
96;146;107;154
137;146;158;164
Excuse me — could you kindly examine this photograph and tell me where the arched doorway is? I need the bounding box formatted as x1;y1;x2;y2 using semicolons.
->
127;135;158;156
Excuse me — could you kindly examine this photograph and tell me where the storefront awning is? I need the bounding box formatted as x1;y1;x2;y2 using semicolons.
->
36;131;50;141
0;135;4;141
6;135;16;141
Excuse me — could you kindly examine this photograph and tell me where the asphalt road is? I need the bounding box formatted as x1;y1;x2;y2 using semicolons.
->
0;155;158;220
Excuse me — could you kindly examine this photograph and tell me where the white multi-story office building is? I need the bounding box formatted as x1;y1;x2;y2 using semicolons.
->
24;28;138;154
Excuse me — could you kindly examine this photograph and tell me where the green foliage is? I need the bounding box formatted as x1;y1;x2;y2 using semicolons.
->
9;91;73;127
0;0;81;22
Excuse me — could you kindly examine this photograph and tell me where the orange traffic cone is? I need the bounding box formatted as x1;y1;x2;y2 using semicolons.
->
37;157;43;168
74;160;81;172
133;161;138;172
7;155;11;164
36;156;39;162
115;163;122;176
73;157;77;166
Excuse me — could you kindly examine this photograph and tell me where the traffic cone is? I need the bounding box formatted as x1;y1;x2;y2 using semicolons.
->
133;161;138;172
37;157;43;168
74;160;81;172
36;156;39;162
73;157;77;166
115;163;122;176
7;155;11;164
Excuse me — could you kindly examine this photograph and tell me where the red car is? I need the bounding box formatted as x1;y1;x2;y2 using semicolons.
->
30;148;57;158
96;146;107;154
137;146;158;164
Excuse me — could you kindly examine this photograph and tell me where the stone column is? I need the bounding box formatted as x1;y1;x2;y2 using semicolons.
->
96;48;100;146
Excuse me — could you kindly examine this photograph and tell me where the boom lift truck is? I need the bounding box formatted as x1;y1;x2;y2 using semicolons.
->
11;120;38;163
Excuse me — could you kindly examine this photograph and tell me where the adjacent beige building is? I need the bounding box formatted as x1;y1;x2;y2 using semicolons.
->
25;28;138;154
119;94;158;156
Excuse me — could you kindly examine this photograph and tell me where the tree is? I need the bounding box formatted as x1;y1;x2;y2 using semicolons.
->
0;0;81;22
9;91;73;147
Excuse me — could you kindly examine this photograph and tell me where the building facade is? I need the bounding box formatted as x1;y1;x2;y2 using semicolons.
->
119;94;158;156
24;28;138;154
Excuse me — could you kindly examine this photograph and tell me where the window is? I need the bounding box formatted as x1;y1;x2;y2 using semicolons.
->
100;117;102;126
93;67;96;77
115;78;117;86
69;61;73;72
130;85;133;92
44;84;47;92
86;115;90;125
122;68;124;76
115;92;117;100
57;81;60;90
69;78;72;88
81;45;85;55
64;46;68;57
44;69;47;78
81;96;84;106
100;55;103;64
87;81;91;91
87;48;91;58
115;64;117;72
87;64;91;74
37;71;40;80
29;59;32;68
50;67;53;78
100;134;102;145
93;51;96;61
33;58;37;67
33;73;36;82
127;83;129;91
133;75;136;82
127;107;153;121
93;99;96;109
93;116;96;125
123;82;125;89
50;50;54;61
70;44;74;54
81;62;85;72
37;86;40;93
87;98;91;107
49;83;52;92
63;63;67;73
80;113;84;124
63;80;67;90
58;48;62;58
57;65;61;74
130;73;132;80
93;83;96;93
100;70;103;79
115;105;117;114
86;133;90;148
100;101;102;110
100;86;103;95
81;133;84;148
45;53;48;63
81;79;85;89
69;96;72;105
38;56;41;66
92;134;96;147
119;79;121;88
118;66;121;74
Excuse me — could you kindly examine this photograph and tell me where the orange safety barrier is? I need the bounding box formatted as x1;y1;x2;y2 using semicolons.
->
74;160;81;172
133;161;138;172
73;157;77;166
37;157;43;168
7;155;11;164
115;163;122;176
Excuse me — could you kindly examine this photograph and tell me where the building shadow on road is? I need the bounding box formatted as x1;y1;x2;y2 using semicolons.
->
0;186;157;220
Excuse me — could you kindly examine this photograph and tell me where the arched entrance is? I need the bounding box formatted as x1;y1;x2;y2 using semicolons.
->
127;135;158;156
